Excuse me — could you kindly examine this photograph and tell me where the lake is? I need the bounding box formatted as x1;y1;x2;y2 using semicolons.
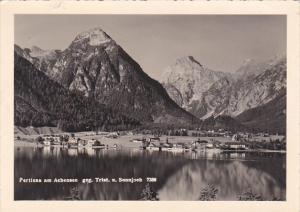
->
14;146;286;200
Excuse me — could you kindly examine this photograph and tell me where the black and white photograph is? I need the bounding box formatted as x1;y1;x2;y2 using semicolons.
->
14;14;287;201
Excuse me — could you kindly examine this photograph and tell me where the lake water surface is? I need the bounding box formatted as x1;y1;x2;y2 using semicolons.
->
14;146;286;200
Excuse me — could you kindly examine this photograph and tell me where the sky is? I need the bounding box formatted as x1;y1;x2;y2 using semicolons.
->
15;15;286;80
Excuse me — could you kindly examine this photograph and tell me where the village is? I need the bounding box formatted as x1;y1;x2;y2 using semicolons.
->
15;128;286;153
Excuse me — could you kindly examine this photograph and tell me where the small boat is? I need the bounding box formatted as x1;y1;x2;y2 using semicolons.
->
146;146;160;151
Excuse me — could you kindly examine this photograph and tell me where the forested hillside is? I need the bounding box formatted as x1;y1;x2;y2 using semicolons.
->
14;52;140;132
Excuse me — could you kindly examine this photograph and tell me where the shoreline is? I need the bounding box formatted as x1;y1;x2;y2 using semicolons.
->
14;140;286;154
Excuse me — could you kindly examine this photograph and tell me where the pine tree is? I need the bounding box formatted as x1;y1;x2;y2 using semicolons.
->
140;183;159;200
199;184;218;201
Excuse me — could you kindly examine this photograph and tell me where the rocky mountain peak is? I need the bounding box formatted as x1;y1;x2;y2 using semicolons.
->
235;54;286;79
73;27;113;46
171;56;204;72
26;45;60;62
175;55;202;65
30;45;44;54
161;56;228;109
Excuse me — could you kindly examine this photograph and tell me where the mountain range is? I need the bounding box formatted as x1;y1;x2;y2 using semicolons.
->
14;27;286;133
14;28;199;132
161;55;286;133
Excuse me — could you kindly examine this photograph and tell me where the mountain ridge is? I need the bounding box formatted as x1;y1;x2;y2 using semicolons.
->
161;54;286;133
161;56;229;109
15;27;200;128
15;27;285;133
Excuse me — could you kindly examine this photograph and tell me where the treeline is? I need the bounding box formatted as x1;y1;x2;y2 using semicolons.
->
236;90;286;135
14;52;140;132
200;115;246;133
139;183;282;201
135;123;192;136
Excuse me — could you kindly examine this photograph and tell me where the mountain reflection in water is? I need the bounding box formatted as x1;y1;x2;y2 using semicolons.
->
14;146;285;200
158;160;285;200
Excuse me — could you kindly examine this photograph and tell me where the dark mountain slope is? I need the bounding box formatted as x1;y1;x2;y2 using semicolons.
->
14;52;140;132
236;89;286;134
201;115;246;132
